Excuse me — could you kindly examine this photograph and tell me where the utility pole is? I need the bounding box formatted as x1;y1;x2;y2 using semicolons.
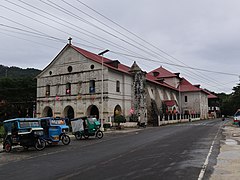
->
98;49;109;131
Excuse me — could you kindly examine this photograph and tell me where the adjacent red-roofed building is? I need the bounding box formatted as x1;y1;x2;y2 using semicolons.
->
203;89;220;118
147;66;209;119
177;78;209;119
148;66;180;88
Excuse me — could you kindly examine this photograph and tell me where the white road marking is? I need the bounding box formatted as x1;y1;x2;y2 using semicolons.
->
197;123;221;180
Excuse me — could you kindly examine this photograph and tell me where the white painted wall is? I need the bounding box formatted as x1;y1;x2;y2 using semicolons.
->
180;91;208;119
37;46;133;121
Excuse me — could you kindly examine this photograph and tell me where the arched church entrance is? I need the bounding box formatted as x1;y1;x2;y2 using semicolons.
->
63;106;74;126
42;106;53;117
114;105;122;117
87;105;99;119
63;106;75;119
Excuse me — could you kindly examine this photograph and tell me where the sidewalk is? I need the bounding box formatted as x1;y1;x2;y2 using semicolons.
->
210;121;240;180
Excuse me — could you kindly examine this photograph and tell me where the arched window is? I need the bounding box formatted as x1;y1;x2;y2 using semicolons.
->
116;80;120;92
89;80;95;93
46;85;50;97
66;83;71;95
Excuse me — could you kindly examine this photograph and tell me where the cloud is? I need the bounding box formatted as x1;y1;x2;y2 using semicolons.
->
0;0;239;93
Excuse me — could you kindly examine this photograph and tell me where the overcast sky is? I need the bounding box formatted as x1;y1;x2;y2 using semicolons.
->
0;0;239;94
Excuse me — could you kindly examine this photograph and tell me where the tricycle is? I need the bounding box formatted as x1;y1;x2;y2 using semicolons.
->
71;116;103;140
39;117;71;145
3;118;46;153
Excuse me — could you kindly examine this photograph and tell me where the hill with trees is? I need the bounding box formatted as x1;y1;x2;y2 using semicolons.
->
0;65;41;121
0;65;41;78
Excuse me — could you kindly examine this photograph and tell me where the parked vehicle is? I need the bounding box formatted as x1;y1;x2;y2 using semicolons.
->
3;118;46;152
71;117;103;140
233;109;240;125
39;117;70;145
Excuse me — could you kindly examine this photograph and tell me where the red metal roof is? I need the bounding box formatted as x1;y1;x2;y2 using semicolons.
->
163;100;177;107
208;94;218;99
71;45;131;74
72;45;178;91
202;89;218;99
179;78;204;92
149;66;177;78
146;73;178;91
69;45;209;95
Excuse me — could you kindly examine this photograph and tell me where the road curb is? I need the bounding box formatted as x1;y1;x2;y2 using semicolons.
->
0;143;4;153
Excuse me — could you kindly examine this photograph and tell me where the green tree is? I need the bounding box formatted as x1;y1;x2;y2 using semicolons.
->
217;83;240;116
231;83;240;113
0;65;40;121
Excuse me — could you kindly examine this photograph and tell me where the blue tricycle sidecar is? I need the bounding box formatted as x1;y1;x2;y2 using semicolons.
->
40;117;71;145
3;118;46;152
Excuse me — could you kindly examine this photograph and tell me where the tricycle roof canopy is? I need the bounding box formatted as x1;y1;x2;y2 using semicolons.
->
4;118;40;123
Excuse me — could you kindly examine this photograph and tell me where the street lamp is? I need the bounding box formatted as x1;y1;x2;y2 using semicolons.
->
98;49;109;131
178;79;182;120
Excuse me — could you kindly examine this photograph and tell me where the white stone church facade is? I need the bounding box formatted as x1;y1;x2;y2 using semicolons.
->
36;43;209;125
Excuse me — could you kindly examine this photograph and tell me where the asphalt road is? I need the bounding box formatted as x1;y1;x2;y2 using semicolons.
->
0;119;225;180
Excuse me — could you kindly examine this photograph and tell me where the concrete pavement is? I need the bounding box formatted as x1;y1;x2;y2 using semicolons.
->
210;120;240;180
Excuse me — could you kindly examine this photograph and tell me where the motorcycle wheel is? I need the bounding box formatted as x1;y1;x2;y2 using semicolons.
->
96;131;103;139
35;139;46;151
5;141;12;153
75;132;82;140
62;135;71;145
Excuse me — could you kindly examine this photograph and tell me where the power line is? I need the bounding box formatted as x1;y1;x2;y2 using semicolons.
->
110;51;239;76
2;1;103;49
0;23;65;42
41;0;223;88
1;1;236;92
74;0;228;86
69;0;229;85
20;0;225;88
17;0;150;58
0;30;60;49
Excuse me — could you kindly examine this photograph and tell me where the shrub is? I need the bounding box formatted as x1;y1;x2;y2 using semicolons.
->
114;115;126;126
129;114;138;122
